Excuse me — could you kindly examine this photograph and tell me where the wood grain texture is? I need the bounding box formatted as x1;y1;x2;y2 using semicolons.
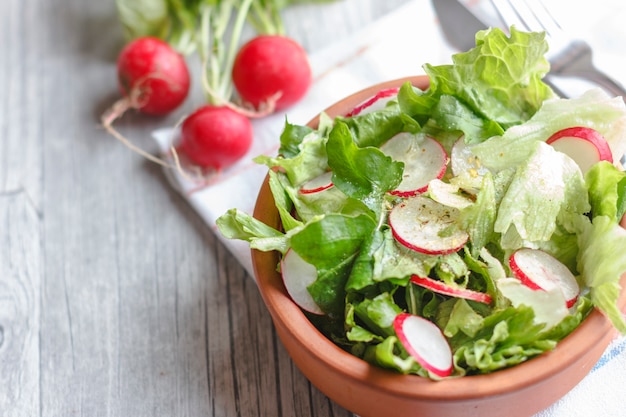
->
0;0;411;415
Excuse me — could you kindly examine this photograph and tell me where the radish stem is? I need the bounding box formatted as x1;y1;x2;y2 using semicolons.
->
247;1;286;35
198;0;254;106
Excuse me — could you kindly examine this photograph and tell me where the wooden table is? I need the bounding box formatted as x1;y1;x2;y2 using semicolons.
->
0;0;412;415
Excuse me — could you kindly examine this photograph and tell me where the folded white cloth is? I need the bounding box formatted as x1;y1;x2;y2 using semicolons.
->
153;1;626;415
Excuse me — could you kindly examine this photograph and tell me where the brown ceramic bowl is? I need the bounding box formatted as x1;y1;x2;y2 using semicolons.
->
251;75;626;417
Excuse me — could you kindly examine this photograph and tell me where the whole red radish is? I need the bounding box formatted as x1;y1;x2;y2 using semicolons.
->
177;105;253;171
117;37;190;116
232;35;312;111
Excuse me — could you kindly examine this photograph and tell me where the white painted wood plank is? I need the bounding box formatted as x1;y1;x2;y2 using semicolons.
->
0;192;41;417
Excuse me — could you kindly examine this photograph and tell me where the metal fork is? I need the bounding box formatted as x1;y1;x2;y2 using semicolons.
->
490;0;626;99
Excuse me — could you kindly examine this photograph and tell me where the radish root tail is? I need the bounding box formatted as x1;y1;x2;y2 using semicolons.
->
100;98;170;167
100;98;218;188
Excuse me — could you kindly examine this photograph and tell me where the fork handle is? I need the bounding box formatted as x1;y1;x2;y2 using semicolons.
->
554;66;626;100
544;76;568;99
547;71;626;101
581;70;626;100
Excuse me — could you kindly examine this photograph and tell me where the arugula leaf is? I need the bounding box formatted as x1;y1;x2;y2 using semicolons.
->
290;213;375;270
336;104;408;148
268;170;302;232
326;121;403;215
290;213;376;315
278;119;315;158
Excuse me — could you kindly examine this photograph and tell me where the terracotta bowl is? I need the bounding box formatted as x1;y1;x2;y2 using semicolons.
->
251;75;626;417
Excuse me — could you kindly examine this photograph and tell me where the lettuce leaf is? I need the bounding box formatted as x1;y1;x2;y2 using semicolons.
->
586;161;626;222
451;306;556;375
472;89;626;172
494;141;588;246
216;208;289;253
423;27;554;129
577;215;626;333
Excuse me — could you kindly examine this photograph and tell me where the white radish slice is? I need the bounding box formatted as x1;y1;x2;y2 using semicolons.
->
380;133;448;197
546;126;613;174
389;195;468;255
450;135;489;178
427;179;473;209
509;248;580;308
393;313;453;378
411;275;492;304
345;87;399;117
299;171;333;194
280;249;324;315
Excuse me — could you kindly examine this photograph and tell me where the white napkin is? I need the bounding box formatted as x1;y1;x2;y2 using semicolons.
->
153;1;626;416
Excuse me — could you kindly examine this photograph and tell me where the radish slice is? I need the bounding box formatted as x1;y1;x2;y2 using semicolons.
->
393;313;453;378
411;275;492;304
450;135;489;178
427;179;473;209
380;133;448;197
389;195;468;255
299;171;334;194
509;248;580;308
345;87;399;117
280;249;324;315
546;126;613;174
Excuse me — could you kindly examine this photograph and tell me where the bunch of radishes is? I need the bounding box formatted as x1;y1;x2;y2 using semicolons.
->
103;0;320;179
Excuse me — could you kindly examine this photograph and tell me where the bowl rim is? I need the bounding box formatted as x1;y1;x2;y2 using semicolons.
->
251;75;626;402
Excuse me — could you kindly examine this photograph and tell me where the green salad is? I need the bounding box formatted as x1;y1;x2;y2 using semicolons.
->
217;27;626;379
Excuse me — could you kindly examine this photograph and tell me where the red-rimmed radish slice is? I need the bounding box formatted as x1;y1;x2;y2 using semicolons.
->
345;87;399;117
380;133;448;197
299;171;334;194
389;195;468;255
450;135;489;178
509;248;580;308
280;249;324;315
411;275;492;304
393;313;453;378
546;126;613;174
